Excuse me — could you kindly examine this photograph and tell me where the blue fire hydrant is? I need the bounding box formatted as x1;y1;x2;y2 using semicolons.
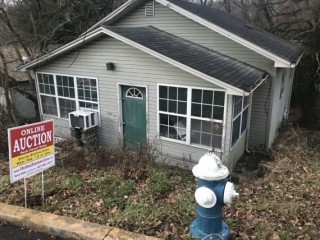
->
190;151;239;239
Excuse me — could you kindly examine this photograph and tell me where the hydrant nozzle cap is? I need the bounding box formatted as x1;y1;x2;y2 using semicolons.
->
192;152;229;181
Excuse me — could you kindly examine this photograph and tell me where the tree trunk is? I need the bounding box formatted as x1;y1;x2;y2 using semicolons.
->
0;50;15;123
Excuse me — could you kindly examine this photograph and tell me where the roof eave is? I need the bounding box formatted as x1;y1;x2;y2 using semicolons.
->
19;26;256;96
99;27;259;96
18;28;104;71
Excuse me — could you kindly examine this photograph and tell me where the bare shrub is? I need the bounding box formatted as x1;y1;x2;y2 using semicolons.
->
55;140;158;181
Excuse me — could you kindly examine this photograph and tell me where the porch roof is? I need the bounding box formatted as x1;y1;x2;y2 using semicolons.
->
103;25;268;92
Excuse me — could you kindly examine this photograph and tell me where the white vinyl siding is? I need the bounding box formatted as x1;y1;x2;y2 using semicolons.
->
35;36;225;165
248;78;271;151
114;1;274;72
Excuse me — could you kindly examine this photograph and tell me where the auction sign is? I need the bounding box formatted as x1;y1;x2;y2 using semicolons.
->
8;120;55;183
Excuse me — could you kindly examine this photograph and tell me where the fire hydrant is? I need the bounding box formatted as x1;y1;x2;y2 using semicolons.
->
190;151;239;239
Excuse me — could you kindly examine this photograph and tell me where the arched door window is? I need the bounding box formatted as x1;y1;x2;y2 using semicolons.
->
126;87;143;99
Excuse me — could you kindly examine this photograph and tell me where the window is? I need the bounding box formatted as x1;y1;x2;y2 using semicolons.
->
158;85;225;150
37;73;99;118
40;95;57;116
77;77;98;110
126;88;143;99
280;70;286;99
231;96;249;147
159;86;187;141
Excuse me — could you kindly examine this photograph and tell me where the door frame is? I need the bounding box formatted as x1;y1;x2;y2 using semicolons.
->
117;83;149;147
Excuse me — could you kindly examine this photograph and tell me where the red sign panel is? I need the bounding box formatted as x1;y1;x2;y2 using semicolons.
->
8;120;55;183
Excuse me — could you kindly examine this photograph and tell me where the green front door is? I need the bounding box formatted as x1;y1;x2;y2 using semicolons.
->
122;86;147;147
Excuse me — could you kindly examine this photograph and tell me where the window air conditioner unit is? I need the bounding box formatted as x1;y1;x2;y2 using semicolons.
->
69;110;99;130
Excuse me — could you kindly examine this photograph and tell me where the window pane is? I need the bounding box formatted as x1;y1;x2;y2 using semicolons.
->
159;99;167;111
191;103;201;117
160;125;168;138
40;96;57;116
45;85;50;93
169;87;177;100
202;121;211;134
168;100;177;113
169;115;177;126
86;102;92;109
232;116;241;146
214;92;225;106
59;98;76;118
70;89;75;98
160;114;168;125
90;79;96;86
169;127;177;140
39;85;44;93
202;105;212;118
191;119;201;132
241;108;248;134
37;74;43;83
178;102;187;114
43;74;49;84
92;91;98;102
78;90;84;100
159;86;167;99
213;106;224;120
178;88;187;101
233;96;242;117
58;87;63;96
201;133;211;147
176;117;186;141
56;75;62;85
85;90;91;100
49;75;54;85
212;123;223;135
191;131;201;145
203;90;213;104
192;89;202;103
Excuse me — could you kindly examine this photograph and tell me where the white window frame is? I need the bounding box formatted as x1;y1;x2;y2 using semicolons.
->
157;83;226;152
230;95;249;149
36;72;100;119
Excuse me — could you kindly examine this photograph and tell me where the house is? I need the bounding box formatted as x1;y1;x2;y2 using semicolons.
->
0;45;37;121
18;0;302;169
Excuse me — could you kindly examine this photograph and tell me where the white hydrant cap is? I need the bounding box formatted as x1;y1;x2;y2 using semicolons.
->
192;152;229;181
195;187;217;208
224;181;239;204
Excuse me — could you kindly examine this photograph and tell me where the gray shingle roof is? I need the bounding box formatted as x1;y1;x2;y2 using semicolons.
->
168;0;302;63
103;25;267;92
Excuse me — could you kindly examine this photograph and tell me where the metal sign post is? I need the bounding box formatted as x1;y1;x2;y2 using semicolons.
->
24;178;27;208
